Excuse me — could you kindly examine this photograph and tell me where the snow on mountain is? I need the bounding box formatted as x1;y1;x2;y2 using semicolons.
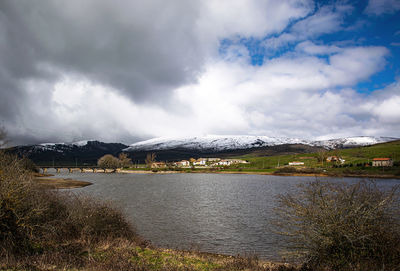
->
124;135;398;152
33;140;93;152
311;136;398;149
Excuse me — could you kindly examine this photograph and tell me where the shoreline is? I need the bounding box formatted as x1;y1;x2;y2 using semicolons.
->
34;177;92;189
117;169;400;179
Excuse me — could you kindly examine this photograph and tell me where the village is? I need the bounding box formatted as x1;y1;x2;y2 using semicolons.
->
150;157;249;169
150;155;394;170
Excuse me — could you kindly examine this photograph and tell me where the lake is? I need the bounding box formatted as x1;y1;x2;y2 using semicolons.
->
51;171;399;260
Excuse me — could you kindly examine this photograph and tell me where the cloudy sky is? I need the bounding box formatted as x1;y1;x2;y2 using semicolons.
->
1;0;400;145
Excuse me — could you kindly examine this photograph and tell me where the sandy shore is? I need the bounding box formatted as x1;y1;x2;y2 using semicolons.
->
34;177;92;189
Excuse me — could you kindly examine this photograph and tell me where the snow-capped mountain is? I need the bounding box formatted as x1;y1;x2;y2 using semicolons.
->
8;135;398;165
124;135;398;152
311;136;398;149
34;140;94;152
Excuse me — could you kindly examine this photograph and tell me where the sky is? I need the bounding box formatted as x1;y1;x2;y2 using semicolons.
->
0;0;400;146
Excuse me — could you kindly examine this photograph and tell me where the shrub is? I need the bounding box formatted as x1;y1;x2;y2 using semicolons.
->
0;151;136;260
275;180;400;270
275;167;297;174
97;154;120;171
0;152;40;254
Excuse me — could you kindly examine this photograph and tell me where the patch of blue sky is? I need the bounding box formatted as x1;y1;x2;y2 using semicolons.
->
218;2;400;94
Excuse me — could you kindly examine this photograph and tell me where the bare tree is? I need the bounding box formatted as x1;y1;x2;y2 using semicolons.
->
0;127;8;148
145;153;156;168
118;153;132;168
274;180;400;270
97;154;120;172
316;149;328;165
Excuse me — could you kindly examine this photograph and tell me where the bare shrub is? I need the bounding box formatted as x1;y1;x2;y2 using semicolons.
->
275;180;400;270
97;154;120;171
145;152;156;168
0;150;137;261
62;194;135;243
0;152;41;255
118;152;132;168
275;167;297;174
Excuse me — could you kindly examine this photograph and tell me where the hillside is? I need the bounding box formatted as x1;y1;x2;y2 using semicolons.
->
6;136;399;166
227;140;400;176
10;140;128;166
125;135;397;152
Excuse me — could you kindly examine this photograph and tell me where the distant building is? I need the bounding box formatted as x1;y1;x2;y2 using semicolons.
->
227;159;249;164
326;156;345;164
372;158;393;167
174;160;190;167
288;161;304;166
211;159;248;167
207;158;221;162
215;160;232;166
193;158;207;166
151;162;166;168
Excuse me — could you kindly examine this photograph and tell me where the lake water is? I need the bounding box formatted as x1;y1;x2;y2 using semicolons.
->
50;171;399;260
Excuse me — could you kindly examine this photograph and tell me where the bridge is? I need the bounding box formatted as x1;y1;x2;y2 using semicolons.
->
39;166;110;173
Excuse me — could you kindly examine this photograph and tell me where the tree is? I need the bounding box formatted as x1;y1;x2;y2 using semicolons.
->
275;180;400;270
145;153;156;168
118;153;132;168
0;127;8;148
316;149;328;165
97;154;120;171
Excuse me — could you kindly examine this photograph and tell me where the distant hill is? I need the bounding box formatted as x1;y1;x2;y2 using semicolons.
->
10;140;128;166
124;135;397;152
7;135;398;165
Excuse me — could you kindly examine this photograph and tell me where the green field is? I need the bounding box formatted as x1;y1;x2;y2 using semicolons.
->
226;140;400;176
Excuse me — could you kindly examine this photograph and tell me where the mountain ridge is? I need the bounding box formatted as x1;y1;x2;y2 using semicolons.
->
124;135;398;152
8;136;399;165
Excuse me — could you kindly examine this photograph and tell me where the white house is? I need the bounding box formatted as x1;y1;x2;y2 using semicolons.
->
215;160;232;166
372;158;393;167
174;160;190;167
288;161;304;166
193;158;207;166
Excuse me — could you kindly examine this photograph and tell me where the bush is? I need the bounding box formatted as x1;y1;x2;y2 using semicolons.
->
275;167;297;174
275;180;400;270
0;152;39;254
0;151;136;260
97;154;120;171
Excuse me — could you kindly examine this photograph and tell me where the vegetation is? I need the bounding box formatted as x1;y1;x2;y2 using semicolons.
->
97;154;121;171
1;130;295;270
226;140;400;177
119;152;133;168
0;153;298;270
275;180;400;271
145;152;157;168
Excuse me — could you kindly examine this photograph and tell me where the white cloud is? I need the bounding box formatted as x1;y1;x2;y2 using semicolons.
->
296;41;343;55
365;0;400;16
263;4;351;52
1;0;400;145
7;43;394;144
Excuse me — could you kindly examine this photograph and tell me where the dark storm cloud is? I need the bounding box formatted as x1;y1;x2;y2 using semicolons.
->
0;0;204;103
2;0;397;146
